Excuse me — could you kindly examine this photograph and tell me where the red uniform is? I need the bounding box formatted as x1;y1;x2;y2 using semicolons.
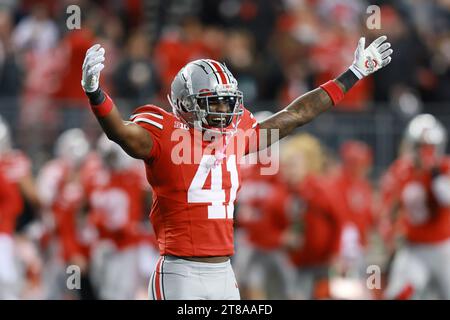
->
129;104;258;257
85;163;151;250
0;150;29;235
0;170;23;235
327;168;374;247
381;156;450;244
38;159;89;261
237;165;290;250
0;150;32;184
288;175;342;267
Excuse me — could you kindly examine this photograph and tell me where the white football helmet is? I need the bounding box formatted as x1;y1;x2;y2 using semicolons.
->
97;134;133;170
403;113;447;155
55;128;90;167
0;115;12;154
168;59;244;134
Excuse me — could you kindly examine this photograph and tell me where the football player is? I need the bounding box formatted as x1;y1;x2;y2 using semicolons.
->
87;134;158;299
81;36;393;299
0;168;24;299
381;114;450;299
279;133;341;299
328;141;375;278
0;115;41;231
0;116;42;299
37;128;93;299
325;141;376;299
233;111;292;300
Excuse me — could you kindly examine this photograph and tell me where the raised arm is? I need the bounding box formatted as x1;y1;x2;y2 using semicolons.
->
259;36;393;145
81;44;153;160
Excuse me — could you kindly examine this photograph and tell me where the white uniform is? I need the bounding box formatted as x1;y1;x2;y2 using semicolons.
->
0;234;23;299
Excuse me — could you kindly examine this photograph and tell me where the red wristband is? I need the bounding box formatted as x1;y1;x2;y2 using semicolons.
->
91;93;113;117
320;80;345;106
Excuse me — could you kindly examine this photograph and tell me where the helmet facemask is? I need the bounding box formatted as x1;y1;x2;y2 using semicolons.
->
192;87;244;134
169;59;244;135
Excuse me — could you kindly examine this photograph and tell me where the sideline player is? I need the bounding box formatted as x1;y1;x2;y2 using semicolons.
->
87;134;158;299
37;129;93;299
381;114;450;299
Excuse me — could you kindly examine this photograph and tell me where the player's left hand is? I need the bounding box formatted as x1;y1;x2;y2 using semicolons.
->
81;44;105;93
349;35;393;79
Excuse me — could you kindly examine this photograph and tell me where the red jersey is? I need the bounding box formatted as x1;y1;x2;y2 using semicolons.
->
381;156;450;244
0;170;23;234
129;105;258;257
85;163;150;250
288;175;342;267
327;169;374;247
38;159;90;261
0;150;32;184
237;165;290;250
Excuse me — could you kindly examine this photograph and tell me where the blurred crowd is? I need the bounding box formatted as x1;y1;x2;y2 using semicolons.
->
0;0;450;300
0;0;449;162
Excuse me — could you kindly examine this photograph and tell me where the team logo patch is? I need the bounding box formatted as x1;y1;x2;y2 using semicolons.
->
365;57;378;72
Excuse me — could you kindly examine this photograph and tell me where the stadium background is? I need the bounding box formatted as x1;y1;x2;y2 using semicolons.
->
0;0;449;299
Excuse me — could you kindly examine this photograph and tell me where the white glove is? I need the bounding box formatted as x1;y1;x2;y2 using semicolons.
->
349;35;393;79
81;44;105;93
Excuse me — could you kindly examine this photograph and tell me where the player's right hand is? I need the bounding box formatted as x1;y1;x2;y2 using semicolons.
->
81;44;105;93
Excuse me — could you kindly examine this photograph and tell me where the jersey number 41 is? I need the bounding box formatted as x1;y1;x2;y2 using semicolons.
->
188;155;239;219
